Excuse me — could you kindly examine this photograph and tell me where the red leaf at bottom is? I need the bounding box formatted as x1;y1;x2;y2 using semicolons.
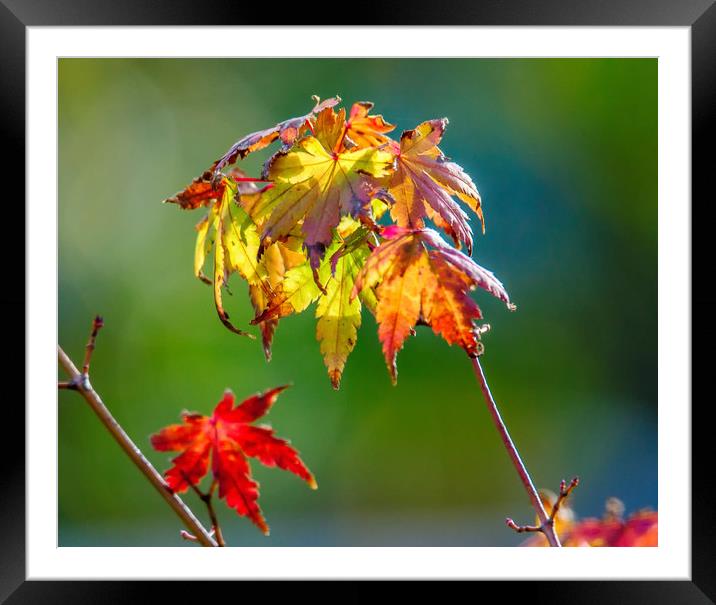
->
151;387;316;535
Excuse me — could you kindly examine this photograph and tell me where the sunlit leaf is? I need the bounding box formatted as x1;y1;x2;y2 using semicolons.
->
389;119;483;252
315;226;370;389
344;101;395;148
164;170;225;210
249;237;306;360
353;226;511;383
190;178;266;337
254;106;395;270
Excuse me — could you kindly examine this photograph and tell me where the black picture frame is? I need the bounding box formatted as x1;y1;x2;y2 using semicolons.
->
5;0;712;601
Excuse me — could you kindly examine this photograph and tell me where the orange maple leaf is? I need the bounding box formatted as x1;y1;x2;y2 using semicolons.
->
151;386;316;535
344;101;396;148
163;170;226;210
352;226;512;383
388;119;484;253
163;168;270;210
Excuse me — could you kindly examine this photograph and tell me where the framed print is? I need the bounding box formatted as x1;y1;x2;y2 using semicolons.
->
4;0;712;600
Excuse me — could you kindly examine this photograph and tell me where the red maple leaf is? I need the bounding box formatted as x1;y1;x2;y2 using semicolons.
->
151;386;316;535
564;510;658;547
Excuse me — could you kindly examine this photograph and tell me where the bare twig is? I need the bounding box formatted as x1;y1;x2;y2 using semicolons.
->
550;477;580;523
82;315;104;375
470;349;562;547
180;530;199;543
58;316;218;547
505;518;541;533
505;477;580;539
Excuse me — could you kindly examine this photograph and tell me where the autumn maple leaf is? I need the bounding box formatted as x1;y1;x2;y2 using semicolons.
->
249;218;375;389
353;226;512;383
253;104;395;271
174;168;305;356
164;170;226;211
163;167;268;211
211;96;341;178
344;101;396;148
247;236;307;360
151;386;316;535
388;119;484;253
191;177;266;337
565;510;658;547
165;167;276;337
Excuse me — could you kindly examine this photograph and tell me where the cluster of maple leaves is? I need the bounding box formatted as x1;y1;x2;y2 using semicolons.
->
165;96;513;389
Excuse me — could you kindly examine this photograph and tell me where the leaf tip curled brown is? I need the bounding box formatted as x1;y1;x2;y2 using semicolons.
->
218;311;256;340
329;371;342;390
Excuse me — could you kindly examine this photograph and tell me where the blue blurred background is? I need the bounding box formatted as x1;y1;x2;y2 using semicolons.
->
58;58;657;546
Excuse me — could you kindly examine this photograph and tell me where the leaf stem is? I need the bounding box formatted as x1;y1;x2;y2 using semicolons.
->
181;474;226;547
58;318;218;547
470;355;562;547
203;485;226;547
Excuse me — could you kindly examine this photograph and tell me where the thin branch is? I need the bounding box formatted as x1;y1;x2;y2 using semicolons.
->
505;518;541;533
505;477;580;539
58;316;218;547
550;476;580;523
82;315;104;376
470;353;562;547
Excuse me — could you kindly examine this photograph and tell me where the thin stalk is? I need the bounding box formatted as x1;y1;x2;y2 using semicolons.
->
204;481;226;547
58;345;218;547
470;356;561;547
182;474;226;547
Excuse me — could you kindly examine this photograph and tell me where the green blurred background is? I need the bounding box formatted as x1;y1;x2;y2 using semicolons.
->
58;58;657;546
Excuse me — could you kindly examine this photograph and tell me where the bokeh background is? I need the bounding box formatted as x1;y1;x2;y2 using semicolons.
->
58;58;657;546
